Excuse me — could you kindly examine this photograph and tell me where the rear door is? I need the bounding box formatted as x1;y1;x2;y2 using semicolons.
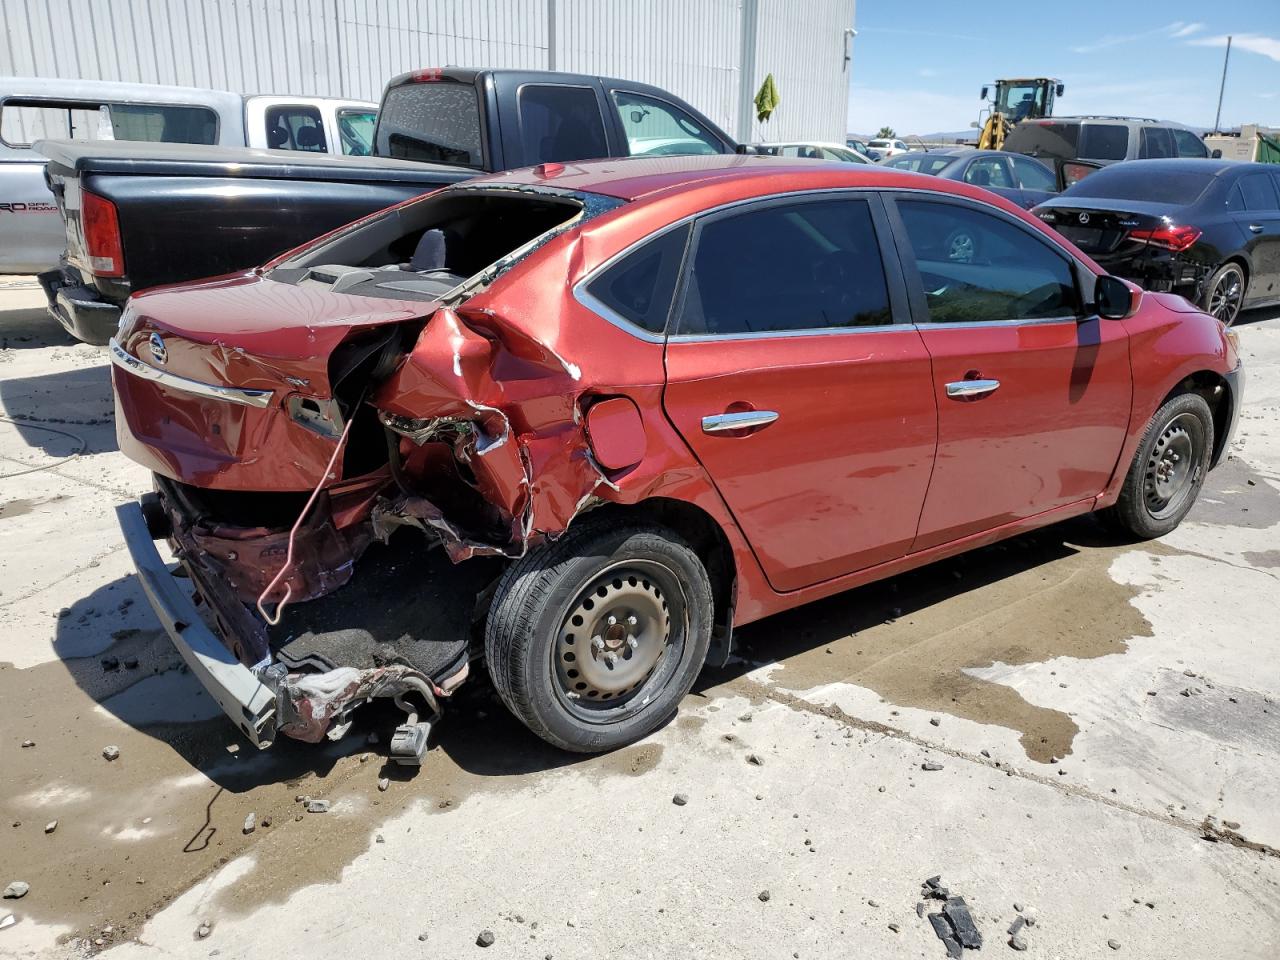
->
662;192;938;592
886;194;1132;549
1231;172;1280;302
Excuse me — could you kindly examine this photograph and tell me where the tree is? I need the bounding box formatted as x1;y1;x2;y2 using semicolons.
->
876;126;896;139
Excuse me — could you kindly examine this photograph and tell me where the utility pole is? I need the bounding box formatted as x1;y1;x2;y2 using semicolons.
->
1214;35;1232;134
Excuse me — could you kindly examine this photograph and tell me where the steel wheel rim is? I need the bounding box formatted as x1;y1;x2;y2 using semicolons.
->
1143;412;1202;520
553;559;681;719
1209;268;1243;325
947;231;976;263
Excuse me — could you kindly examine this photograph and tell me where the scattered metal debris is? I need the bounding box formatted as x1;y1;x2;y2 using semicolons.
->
921;876;982;955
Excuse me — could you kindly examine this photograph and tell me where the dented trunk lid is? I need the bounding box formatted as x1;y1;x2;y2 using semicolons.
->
113;272;435;491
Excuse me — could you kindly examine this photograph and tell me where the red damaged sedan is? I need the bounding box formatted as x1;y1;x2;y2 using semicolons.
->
110;155;1242;760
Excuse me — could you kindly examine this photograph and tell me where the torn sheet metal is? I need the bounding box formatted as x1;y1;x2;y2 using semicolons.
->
275;664;438;743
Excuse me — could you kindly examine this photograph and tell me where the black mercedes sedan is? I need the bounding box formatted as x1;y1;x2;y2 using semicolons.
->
1033;159;1280;326
881;148;1060;209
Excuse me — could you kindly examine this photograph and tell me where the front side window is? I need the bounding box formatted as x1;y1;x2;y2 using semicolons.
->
963;157;1013;189
1012;156;1056;192
1139;127;1174;159
337;108;376;156
585;225;690;334
1079;123;1129;161
613;91;725;157
1172;128;1208;158
1239;173;1279;211
676;198;892;336
518;85;609;164
896;199;1079;323
266;105;326;152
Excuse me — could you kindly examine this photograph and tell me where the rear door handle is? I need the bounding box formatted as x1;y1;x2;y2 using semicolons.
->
1249;223;1264;234
701;410;779;433
946;378;1001;399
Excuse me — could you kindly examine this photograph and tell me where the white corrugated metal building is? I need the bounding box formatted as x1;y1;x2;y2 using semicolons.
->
0;0;856;143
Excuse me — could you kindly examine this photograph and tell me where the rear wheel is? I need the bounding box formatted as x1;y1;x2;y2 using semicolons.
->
1102;392;1214;539
1201;262;1246;326
485;518;713;752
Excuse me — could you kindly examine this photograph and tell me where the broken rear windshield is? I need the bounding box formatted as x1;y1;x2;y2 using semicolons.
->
376;81;484;168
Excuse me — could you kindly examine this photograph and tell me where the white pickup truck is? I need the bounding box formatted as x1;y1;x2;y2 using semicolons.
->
0;77;375;273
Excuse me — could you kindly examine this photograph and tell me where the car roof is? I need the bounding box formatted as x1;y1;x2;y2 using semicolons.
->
750;141;854;150
1082;158;1246;177
462;154;1021;203
1032;115;1202;131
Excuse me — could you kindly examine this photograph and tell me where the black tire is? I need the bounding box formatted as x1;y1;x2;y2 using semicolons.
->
484;517;713;752
1200;262;1247;327
1102;392;1214;540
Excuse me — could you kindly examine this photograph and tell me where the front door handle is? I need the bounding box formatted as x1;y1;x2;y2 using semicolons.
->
1249;223;1264;234
701;410;779;433
946;378;1001;399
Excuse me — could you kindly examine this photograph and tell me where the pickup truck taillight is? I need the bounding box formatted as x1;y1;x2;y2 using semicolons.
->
82;190;125;277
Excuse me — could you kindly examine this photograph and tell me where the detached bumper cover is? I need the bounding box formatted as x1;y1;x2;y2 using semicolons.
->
38;268;122;345
116;501;278;747
1220;360;1245;464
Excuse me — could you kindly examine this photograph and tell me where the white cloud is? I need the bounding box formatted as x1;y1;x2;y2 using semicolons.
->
1072;21;1205;54
1190;33;1280;62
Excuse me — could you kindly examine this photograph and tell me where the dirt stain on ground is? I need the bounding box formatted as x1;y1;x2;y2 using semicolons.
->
724;518;1156;765
0;494;68;520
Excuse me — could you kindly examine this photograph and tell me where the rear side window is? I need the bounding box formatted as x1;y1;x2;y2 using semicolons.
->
518;85;609;164
885;155;954;175
585;225;690;334
1139;127;1174;159
0;99;217;147
613;91;725;157
962;157;1013;188
1173;128;1208;158
1004;121;1079;160
677;198;892;336
1012;156;1056;192
377;81;484;167
1079;124;1129;161
266;104;326;152
896;199;1079;323
1238;174;1279;211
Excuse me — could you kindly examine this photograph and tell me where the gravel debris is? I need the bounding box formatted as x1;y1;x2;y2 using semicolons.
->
305;799;330;814
3;882;30;899
746;753;765;766
20;740;34;748
929;717;941;727
672;793;688;806
476;929;495;948
1108;939;1122;950
378;778;390;792
921;761;944;771
1009;934;1029;951
44;821;57;834
243;813;256;834
196;921;212;939
758;890;771;902
102;745;120;761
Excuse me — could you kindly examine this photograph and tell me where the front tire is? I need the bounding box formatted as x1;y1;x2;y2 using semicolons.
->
485;518;713;752
1201;262;1246;326
1102;392;1214;539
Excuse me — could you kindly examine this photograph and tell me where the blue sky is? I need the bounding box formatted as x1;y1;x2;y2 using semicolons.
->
848;0;1280;136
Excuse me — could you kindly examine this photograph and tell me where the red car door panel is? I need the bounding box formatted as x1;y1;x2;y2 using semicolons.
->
659;193;937;593
665;331;937;591
888;194;1133;551
912;318;1131;549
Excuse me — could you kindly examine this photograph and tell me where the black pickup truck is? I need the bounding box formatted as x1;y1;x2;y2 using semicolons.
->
39;69;739;343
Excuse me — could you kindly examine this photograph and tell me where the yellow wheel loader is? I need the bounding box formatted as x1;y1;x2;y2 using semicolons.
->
976;78;1064;151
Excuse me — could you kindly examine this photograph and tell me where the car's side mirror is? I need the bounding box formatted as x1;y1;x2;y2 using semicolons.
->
735;143;760;155
1211;148;1222;159
1095;275;1134;319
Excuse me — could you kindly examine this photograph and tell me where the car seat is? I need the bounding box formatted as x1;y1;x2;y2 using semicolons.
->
267;124;289;148
296;125;324;151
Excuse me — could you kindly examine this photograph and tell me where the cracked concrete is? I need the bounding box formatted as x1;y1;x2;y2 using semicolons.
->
1;281;1277;959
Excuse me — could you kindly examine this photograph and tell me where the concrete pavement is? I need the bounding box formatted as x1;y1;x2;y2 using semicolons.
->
1;277;1277;958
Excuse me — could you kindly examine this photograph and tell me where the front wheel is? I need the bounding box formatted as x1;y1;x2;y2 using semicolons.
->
1101;392;1214;540
485;518;713;752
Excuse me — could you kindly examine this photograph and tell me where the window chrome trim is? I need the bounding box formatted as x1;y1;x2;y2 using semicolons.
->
109;339;274;408
913;314;1084;330
573;187;915;343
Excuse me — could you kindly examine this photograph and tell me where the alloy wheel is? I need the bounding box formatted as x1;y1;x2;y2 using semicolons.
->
1208;267;1244;326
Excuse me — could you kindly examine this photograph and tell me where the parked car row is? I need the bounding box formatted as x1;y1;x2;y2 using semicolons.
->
0;77;377;273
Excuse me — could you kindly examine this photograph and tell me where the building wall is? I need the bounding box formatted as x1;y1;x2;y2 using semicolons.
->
1;0;855;142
